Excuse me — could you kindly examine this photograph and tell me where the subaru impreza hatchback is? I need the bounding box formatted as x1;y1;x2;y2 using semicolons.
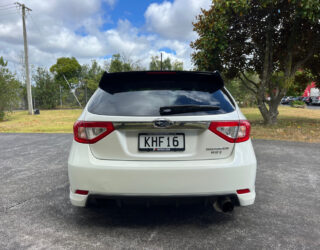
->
68;71;256;212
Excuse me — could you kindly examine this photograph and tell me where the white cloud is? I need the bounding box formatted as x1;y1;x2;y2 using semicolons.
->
0;0;112;67
0;0;210;74
145;0;211;40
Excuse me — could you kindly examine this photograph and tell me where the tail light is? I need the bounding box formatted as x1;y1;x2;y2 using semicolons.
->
73;121;115;144
209;120;251;143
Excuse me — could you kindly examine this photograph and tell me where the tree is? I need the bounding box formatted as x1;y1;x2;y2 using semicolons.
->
191;0;320;124
172;60;184;71
79;60;104;104
226;75;257;107
107;54;144;73
0;57;21;120
50;57;82;108
302;54;320;85
33;67;59;109
50;57;81;89
108;54;124;73
149;56;161;70
149;56;184;70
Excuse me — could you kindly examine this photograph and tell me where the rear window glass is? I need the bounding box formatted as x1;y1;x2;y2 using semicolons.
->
87;87;235;116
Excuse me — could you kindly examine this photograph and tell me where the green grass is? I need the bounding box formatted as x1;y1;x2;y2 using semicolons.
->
0;106;320;143
0;109;82;133
242;106;320;143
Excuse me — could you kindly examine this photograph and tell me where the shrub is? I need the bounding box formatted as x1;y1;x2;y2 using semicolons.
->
0;57;21;120
290;100;305;108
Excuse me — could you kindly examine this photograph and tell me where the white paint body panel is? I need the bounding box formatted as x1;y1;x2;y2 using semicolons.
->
68;134;256;207
68;88;257;207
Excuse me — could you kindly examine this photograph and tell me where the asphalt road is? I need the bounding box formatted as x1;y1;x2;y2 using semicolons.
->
280;104;320;110
0;134;319;250
306;105;320;110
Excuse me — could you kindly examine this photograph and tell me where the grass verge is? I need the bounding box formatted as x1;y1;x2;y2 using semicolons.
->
242;106;320;143
0;106;319;143
0;109;82;133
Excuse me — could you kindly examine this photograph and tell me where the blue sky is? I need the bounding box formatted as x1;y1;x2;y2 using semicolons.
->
102;0;170;29
0;0;211;70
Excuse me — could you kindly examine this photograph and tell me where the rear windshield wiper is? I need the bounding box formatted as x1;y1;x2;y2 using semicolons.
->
159;105;220;115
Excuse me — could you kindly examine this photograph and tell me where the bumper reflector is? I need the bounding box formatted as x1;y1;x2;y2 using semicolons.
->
237;189;250;194
75;190;89;195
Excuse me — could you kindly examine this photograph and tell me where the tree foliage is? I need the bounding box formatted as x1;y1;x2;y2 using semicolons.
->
0;57;21;120
77;60;104;105
50;57;81;89
191;0;320;124
33;67;59;109
149;56;183;70
107;54;144;73
226;74;257;107
81;60;104;92
1;54;186;112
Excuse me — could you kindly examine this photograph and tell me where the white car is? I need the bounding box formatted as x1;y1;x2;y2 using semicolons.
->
68;71;256;212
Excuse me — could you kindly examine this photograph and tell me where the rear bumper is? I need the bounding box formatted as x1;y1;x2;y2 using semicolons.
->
68;140;257;207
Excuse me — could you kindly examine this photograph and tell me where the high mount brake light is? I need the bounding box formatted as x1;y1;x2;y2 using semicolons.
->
73;121;115;144
209;120;251;143
146;72;177;75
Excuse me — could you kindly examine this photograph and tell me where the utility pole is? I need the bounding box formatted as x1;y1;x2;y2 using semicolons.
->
16;2;33;115
160;52;163;71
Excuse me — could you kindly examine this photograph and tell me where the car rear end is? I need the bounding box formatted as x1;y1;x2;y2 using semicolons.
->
68;71;257;211
311;96;320;105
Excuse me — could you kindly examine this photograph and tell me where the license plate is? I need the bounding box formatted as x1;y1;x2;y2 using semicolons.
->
138;133;185;151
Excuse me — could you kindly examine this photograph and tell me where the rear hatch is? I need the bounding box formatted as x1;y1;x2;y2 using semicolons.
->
84;71;240;161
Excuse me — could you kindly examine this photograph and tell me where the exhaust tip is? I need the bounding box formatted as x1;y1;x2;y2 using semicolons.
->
221;200;234;213
213;196;234;213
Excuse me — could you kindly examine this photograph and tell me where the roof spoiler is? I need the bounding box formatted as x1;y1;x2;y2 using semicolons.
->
99;71;224;94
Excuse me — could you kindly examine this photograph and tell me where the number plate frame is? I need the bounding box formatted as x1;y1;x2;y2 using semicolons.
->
138;133;185;152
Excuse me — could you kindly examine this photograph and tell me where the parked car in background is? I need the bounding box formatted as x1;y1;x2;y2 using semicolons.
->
281;96;291;104
310;96;320;106
288;97;300;105
68;71;257;212
302;97;312;105
297;96;304;101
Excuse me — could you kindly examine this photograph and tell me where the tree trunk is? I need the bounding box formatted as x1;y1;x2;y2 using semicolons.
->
267;101;280;125
257;100;279;125
256;87;283;125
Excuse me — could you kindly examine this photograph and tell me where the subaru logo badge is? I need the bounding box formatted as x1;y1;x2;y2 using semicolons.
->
153;119;173;128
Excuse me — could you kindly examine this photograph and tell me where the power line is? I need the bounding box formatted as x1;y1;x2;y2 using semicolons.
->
0;0;15;3
0;7;17;12
0;11;18;17
0;3;14;8
0;6;16;11
0;4;15;7
0;7;19;16
0;11;18;16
